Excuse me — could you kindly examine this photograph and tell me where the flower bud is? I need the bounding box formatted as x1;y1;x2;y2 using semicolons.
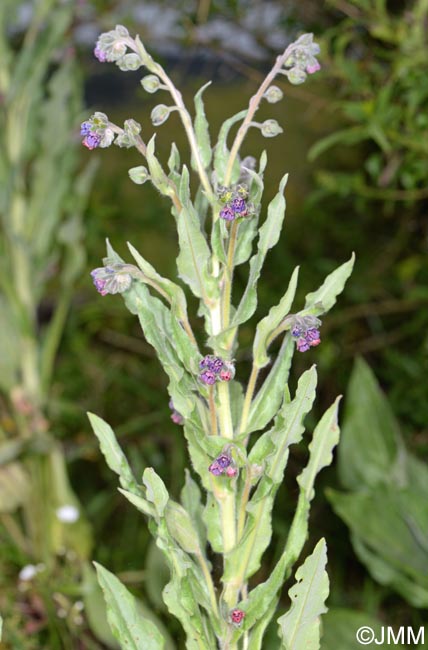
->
151;104;172;126
141;75;162;93
117;53;143;72
230;608;245;626
263;85;283;103
226;466;238;478
261;119;283;138
128;166;150;185
287;66;307;85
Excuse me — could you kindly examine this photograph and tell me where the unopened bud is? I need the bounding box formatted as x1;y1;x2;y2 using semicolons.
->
263;85;283;103
128;166;150;185
261;119;283;138
287;66;307;85
151;104;172;126
141;75;161;93
117;53;143;71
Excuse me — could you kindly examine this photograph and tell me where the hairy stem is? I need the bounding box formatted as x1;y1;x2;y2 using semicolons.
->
208;386;218;436
239;365;259;435
224;44;294;186
221;220;239;331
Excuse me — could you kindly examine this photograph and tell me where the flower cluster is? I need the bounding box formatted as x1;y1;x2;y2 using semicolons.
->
217;184;254;222
169;400;184;425
208;451;237;478
94;25;143;72
90;265;134;296
80;112;115;150
283;33;321;85
290;315;322;352
199;355;235;385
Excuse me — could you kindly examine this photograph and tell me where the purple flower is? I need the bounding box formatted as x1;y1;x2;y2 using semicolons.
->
231;197;247;215
200;370;216;385
291;325;303;338
307;61;321;74
210;357;224;373
220;205;235;221
296;338;310;353
169;399;184;425
209;461;223;476
90;266;133;296
83;133;101;150
80;121;92;136
226;466;238;477
306;328;320;344
217;454;231;469
94;45;107;63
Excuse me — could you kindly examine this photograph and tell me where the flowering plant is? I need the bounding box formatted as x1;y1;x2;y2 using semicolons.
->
86;25;354;650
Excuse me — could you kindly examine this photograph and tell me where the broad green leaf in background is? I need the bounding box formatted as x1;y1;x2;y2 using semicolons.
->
94;563;166;650
321;608;409;650
327;485;428;607
338;358;406;491
0;461;29;513
277;538;329;650
304;253;355;317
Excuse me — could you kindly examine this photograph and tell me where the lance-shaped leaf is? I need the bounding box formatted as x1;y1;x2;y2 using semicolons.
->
180;470;207;549
192;82;212;170
88;413;137;492
297;398;341;501
304;253;355;316
225;368;317;585
177;166;217;302
214;109;247;184
165;500;202;555
246;334;294;435
94;563;165;650
146;134;177;200
231;173;288;328
143;468;169;517
277;538;329;650
253;266;299;368
127;242;200;373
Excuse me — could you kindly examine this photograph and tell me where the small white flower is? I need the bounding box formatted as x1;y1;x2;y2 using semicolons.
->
56;504;80;524
19;564;38;581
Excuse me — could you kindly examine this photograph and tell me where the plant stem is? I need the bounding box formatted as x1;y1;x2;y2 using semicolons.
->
239;365;259;434
208;386;218;436
237;473;252;539
221;221;239;331
224;45;294;186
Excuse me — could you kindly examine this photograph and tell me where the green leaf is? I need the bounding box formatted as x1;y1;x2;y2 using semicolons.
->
119;488;155;518
247;335;294;435
82;563;120;649
214;109;247;184
304;253;355;317
180;470;206;549
231;174;288;328
165;500;202;554
253;267;299;368
308;126;369;161
227;368;317;583
338;358;406;491
127;241;200;373
0;461;29;513
87;413;137;491
143;468;169;517
327;485;428;607
192;82;212;169
146;135;176;199
177;166;216;302
297;398;341;501
321;608;409;650
277;539;329;650
94;563;165;650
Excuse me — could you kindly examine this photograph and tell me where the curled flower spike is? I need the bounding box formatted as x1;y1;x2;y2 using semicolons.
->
217;183;255;222
80;112;116;150
290;315;322;352
230;608;245;627
94;45;107;62
90;265;134;296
